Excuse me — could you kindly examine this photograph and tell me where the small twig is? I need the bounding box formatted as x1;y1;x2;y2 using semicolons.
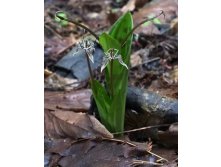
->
85;51;94;81
110;59;114;97
101;137;137;147
121;10;165;47
112;124;170;135
55;11;99;40
131;160;163;166
147;151;168;162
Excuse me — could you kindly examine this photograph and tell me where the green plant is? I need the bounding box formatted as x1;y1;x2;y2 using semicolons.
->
55;11;164;134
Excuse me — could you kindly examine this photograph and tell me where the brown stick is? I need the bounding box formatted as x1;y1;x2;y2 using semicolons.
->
112;124;170;135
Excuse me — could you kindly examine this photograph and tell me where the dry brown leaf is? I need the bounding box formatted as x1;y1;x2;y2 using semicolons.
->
44;109;113;139
135;0;151;9
130;52;142;67
44;69;53;78
121;0;136;13
121;0;150;13
46;138;156;167
158;123;178;148
44;73;79;91
44;36;76;60
133;0;178;34
45;137;177;167
45;89;92;112
148;66;178;99
161;66;178;85
169;18;178;35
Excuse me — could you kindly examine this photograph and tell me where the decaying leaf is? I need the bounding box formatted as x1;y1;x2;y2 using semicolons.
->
45;89;92;112
44;109;113;139
44;69;53;78
158;123;178;148
130;51;142;67
121;0;150;13
45;138;159;167
121;0;136;13
162;66;178;85
44;73;80;91
132;0;178;34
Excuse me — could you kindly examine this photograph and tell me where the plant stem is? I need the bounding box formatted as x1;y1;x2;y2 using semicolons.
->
55;12;99;40
121;10;165;47
85;51;94;81
110;59;114;97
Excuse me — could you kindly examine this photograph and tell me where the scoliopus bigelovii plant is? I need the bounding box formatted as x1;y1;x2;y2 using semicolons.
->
55;11;164;134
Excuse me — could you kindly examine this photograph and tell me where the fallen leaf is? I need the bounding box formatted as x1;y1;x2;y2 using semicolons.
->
167;17;178;35
46;138;158;167
158;123;178;148
44;89;92;112
135;0;151;9
121;0;136;13
44;36;76;62
44;73;80;91
44;109;113;139
44;69;53;78
121;0;151;13
162;66;178;85
132;0;178;34
130;51;142;67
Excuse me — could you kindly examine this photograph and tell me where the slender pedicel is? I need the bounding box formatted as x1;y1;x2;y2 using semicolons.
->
55;11;99;40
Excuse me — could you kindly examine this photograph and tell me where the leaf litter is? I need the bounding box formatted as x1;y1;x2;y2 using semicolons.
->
45;137;169;167
45;109;113;139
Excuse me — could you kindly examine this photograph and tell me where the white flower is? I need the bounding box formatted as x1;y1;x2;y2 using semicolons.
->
101;48;128;72
74;38;95;63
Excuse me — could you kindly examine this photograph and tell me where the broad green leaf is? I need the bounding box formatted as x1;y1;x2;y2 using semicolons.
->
99;33;121;52
91;79;110;124
109;12;133;64
109;90;126;133
108;12;133;133
108;12;133;94
109;12;133;44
